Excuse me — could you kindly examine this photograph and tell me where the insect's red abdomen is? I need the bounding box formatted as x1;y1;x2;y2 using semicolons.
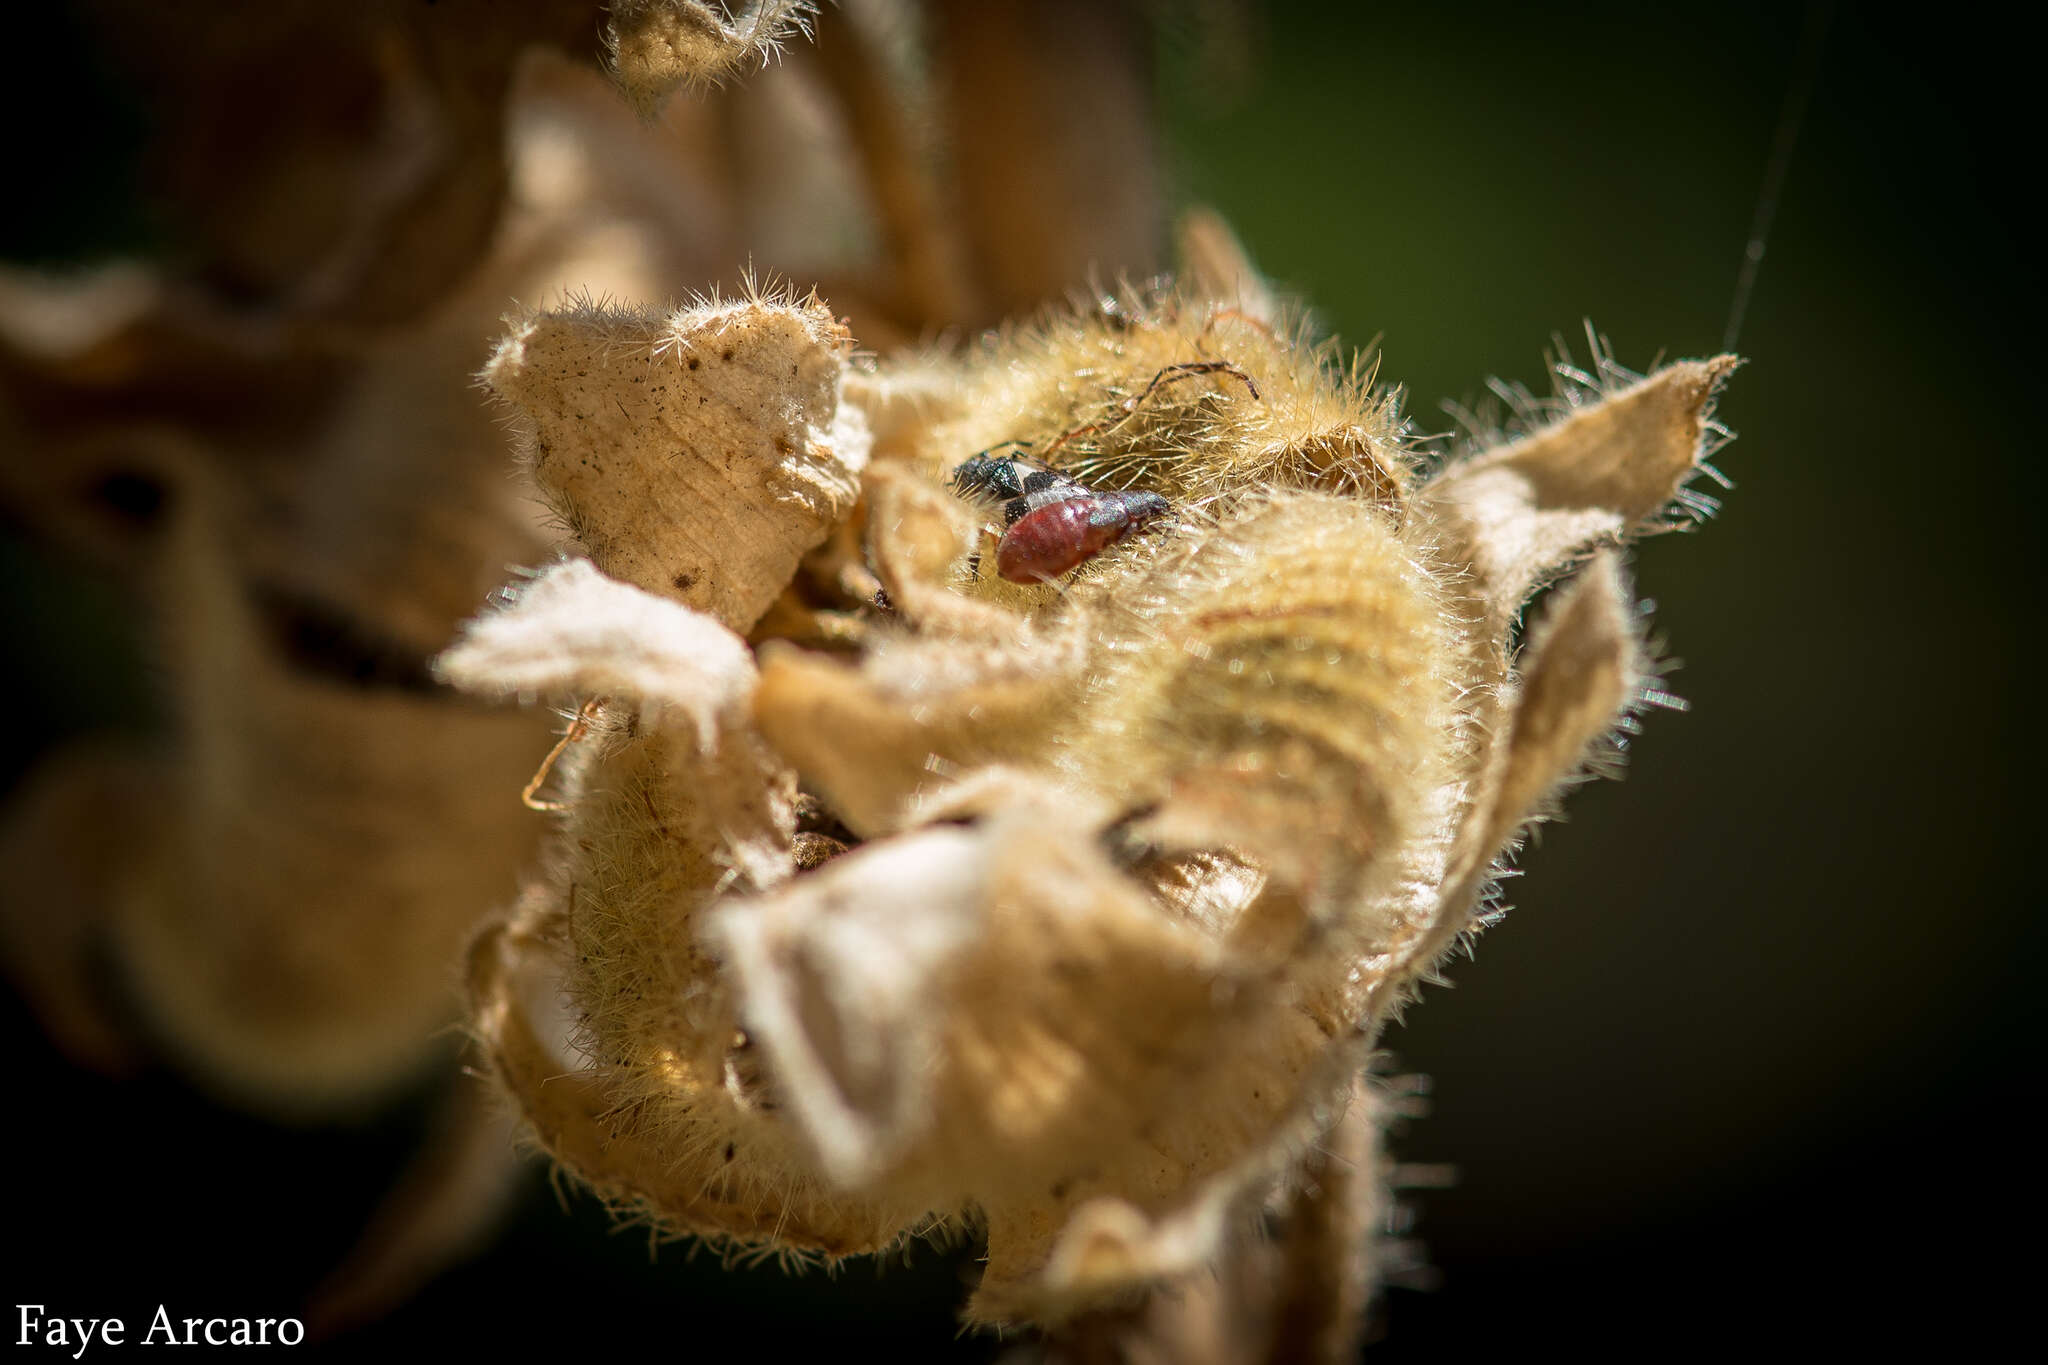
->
996;498;1119;583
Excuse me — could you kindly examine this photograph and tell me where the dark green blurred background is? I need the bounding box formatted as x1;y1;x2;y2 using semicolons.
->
4;2;2036;1357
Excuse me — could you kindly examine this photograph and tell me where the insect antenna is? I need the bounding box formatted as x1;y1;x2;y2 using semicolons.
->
967;438;1036;461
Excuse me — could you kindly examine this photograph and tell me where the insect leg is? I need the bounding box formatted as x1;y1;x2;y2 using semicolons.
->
1121;359;1262;412
1042;417;1114;458
1044;360;1263;457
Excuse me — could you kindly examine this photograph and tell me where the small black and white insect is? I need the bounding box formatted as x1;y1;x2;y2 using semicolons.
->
949;359;1261;584
950;448;1170;584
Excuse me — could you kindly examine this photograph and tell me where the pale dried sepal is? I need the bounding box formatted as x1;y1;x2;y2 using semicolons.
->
841;362;970;461
708;826;991;1187
1394;552;1650;994
605;1;817;113
1405;355;1734;992
704;784;1341;1323
751;647;952;836
1420;355;1738;637
482;290;869;631
436;558;755;751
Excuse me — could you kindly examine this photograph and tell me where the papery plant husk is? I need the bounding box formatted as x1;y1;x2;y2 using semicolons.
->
446;248;1736;1330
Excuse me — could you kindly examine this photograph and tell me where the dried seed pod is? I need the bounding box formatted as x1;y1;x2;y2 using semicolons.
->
450;276;1738;1331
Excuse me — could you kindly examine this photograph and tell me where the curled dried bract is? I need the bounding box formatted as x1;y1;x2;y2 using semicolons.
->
483;286;869;631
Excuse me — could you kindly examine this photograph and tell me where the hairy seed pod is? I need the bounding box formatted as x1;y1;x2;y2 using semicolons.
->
443;274;1739;1332
1069;491;1459;922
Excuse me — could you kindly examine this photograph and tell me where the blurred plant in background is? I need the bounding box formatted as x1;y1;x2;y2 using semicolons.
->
0;0;1166;1336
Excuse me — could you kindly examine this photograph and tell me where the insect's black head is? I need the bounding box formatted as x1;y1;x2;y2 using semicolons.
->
952;442;1043;501
1118;490;1171;526
950;454;1016;500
